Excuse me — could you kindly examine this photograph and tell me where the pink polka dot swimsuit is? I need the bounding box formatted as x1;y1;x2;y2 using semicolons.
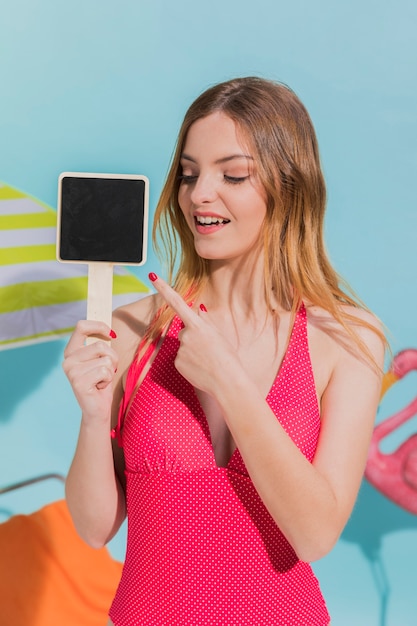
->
109;304;330;625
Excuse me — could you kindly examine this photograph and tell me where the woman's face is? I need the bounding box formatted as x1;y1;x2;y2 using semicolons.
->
177;112;267;264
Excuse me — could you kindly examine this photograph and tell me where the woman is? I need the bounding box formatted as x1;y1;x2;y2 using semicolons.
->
63;77;385;625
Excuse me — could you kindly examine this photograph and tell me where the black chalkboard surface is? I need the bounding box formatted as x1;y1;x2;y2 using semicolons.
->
57;173;148;264
56;172;149;336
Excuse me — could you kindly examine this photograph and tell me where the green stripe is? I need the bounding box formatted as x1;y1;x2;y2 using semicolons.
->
0;245;56;265
0;275;148;313
0;212;57;229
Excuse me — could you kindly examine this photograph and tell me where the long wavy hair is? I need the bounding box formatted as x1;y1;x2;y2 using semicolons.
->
146;76;384;361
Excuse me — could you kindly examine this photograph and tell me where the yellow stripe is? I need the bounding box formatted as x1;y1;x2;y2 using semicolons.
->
0;183;53;212
0;275;148;313
0;212;57;229
113;273;148;295
0;245;56;265
0;277;87;312
0;184;26;200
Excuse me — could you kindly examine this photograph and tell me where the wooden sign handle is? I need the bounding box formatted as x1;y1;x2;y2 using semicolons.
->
86;262;113;344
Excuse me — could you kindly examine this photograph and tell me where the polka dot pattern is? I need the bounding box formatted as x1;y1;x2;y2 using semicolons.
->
109;305;330;625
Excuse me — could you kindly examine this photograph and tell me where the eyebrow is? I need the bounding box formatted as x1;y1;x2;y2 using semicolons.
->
180;153;254;165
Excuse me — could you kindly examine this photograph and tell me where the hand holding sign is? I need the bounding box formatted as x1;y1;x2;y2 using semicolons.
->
62;319;119;422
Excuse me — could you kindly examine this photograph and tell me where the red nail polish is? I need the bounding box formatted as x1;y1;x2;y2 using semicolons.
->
199;303;207;312
109;329;117;339
149;272;158;282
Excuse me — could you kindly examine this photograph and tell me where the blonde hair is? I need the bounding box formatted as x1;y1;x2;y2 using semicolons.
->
147;76;384;359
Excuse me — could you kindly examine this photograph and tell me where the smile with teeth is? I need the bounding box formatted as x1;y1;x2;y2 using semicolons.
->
195;216;230;225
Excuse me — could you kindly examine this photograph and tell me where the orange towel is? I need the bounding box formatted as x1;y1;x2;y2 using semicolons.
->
0;499;123;626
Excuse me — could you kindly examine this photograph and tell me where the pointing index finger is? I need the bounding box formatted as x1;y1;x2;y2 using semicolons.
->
149;273;198;326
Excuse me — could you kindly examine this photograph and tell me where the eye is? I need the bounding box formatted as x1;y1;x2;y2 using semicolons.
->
224;175;249;185
178;174;198;185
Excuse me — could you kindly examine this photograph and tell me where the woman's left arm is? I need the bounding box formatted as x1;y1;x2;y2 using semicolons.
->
215;314;384;562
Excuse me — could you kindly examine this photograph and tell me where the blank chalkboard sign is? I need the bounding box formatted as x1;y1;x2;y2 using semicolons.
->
56;172;149;337
57;172;149;265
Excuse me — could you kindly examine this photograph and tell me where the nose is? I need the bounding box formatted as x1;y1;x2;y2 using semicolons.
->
189;173;218;205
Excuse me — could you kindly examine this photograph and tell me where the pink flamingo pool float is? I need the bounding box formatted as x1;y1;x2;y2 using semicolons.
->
365;349;417;515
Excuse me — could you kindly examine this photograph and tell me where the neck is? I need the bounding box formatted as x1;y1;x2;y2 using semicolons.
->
202;251;273;320
199;252;284;351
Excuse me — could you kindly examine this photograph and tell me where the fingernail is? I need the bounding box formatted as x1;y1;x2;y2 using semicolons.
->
109;329;117;338
199;303;207;312
148;272;158;282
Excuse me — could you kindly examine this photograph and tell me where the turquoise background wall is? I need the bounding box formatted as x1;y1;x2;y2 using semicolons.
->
1;1;417;624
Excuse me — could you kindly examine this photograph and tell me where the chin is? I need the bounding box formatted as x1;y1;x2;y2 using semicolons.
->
193;243;222;260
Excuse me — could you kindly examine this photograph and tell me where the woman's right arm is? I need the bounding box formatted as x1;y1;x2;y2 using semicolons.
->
63;295;159;548
63;319;126;548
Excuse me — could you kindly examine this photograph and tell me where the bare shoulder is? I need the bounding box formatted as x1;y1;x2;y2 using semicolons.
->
112;293;163;337
338;304;386;370
111;293;163;371
306;303;384;346
306;303;385;397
